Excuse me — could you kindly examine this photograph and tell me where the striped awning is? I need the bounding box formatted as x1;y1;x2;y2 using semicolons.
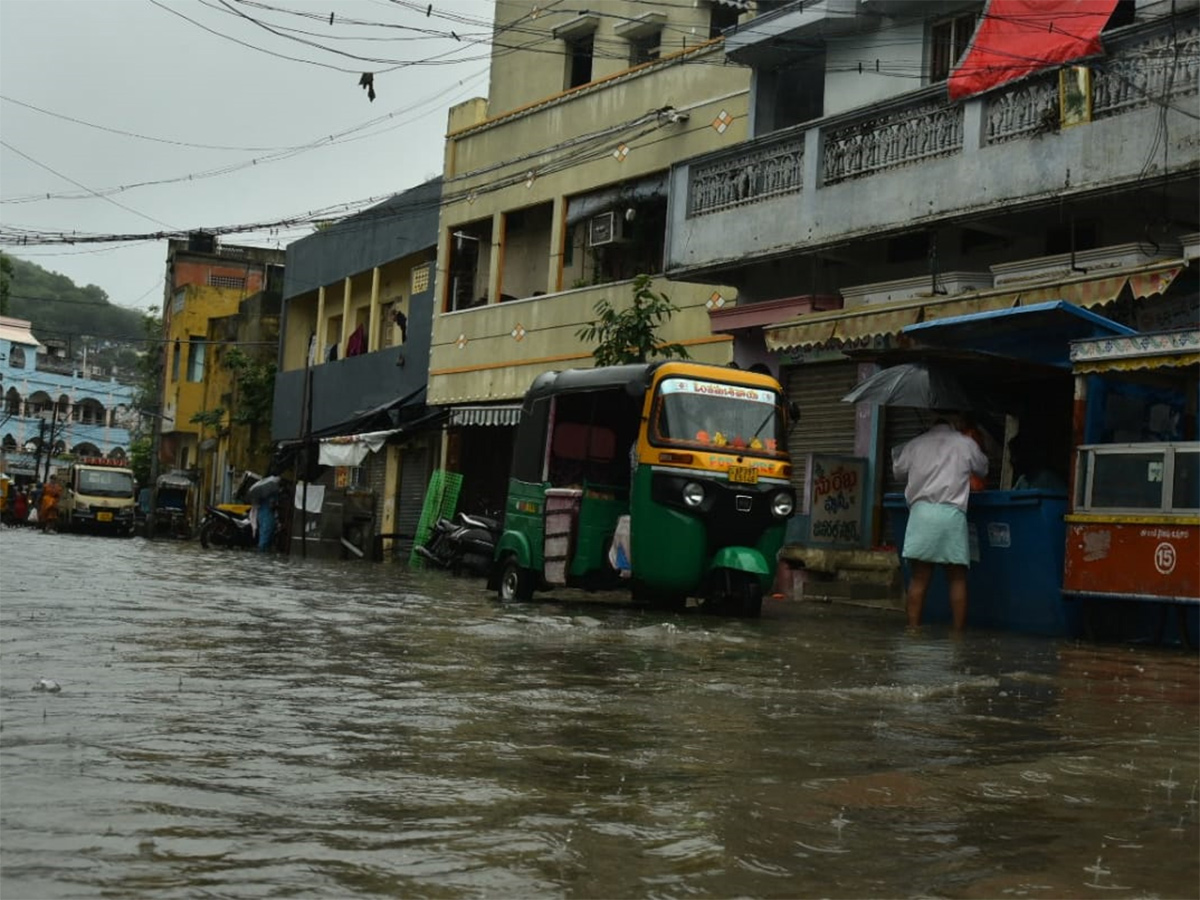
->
1070;328;1200;374
449;404;522;427
766;260;1185;352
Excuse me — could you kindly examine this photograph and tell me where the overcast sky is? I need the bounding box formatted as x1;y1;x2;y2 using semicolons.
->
0;0;495;313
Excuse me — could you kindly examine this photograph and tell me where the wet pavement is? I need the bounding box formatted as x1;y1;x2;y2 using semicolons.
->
1;526;1197;899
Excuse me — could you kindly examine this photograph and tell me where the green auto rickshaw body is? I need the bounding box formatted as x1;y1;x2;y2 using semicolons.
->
491;361;795;616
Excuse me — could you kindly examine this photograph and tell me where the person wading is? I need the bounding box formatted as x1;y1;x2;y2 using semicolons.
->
893;414;988;630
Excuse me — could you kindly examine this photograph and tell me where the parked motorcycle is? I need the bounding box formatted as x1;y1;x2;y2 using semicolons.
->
416;512;499;576
199;504;256;549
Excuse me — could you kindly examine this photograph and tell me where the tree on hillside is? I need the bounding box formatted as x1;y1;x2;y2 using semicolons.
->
0;253;12;316
5;255;146;344
576;273;690;367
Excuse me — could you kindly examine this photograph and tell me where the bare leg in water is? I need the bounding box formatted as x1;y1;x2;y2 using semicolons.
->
946;564;969;631
906;560;934;627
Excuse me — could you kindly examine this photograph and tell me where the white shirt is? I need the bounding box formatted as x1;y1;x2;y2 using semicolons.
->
893;423;988;512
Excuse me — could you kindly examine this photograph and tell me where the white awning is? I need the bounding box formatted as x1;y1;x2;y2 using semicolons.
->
318;428;400;467
450;404;522;427
0;316;46;352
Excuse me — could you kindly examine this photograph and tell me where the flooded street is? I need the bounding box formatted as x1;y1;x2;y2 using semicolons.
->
1;527;1197;899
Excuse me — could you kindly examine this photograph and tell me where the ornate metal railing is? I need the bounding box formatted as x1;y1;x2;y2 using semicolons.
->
688;137;804;217
986;75;1060;144
1093;22;1199;119
987;20;1200;143
822;98;963;185
683;18;1197;213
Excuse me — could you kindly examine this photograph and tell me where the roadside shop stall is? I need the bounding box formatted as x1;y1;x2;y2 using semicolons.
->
1061;328;1199;646
878;302;1137;635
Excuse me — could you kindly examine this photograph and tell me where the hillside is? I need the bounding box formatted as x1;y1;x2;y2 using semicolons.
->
1;253;148;347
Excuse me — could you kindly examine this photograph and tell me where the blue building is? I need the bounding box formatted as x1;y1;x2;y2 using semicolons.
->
0;315;137;481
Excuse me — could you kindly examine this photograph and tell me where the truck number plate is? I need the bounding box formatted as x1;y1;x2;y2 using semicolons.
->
97;511;113;522
728;466;758;484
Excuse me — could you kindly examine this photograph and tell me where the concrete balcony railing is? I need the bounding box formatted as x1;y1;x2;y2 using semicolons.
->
427;277;734;405
667;18;1199;278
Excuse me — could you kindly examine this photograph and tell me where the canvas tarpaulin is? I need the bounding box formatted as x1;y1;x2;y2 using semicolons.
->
948;0;1118;102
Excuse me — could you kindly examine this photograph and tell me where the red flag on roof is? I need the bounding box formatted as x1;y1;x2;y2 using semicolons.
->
948;0;1118;101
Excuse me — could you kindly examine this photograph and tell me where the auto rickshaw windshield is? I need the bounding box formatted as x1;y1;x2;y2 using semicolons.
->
651;377;786;456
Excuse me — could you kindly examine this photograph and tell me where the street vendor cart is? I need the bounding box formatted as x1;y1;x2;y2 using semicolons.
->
1062;328;1199;646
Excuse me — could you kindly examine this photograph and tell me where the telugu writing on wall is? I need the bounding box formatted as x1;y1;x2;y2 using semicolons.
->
808;455;866;546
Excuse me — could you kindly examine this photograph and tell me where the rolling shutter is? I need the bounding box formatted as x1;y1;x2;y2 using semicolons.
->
785;361;860;505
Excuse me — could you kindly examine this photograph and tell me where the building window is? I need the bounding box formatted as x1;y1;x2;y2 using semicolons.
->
208;274;246;290
566;34;594;89
186;336;206;383
709;3;741;38
930;12;978;83
8;346;25;369
629;33;661;66
171;339;181;383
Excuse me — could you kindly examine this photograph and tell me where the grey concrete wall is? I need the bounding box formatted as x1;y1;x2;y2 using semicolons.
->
272;280;435;442
283;178;442;301
666;96;1199;279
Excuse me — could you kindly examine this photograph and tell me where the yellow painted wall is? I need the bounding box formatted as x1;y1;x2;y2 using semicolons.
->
162;284;244;441
428;37;749;406
486;0;742;117
429;277;734;404
279;255;429;374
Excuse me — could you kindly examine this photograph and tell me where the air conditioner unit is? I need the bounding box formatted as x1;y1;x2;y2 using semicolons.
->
588;211;627;247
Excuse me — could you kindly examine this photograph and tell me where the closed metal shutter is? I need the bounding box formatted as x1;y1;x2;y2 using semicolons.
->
785;361;860;505
394;444;430;560
367;450;387;534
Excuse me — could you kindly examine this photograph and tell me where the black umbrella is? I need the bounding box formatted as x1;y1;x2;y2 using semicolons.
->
841;362;975;410
246;475;282;502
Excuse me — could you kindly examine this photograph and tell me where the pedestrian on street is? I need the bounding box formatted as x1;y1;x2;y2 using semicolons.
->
39;474;63;534
893;413;988;630
13;487;29;526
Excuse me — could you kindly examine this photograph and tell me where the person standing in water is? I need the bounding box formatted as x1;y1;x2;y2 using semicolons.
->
893;414;988;630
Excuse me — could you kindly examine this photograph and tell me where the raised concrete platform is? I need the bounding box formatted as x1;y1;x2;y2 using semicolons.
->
777;546;904;611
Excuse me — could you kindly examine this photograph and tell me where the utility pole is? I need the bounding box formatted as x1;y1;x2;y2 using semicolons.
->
32;417;45;483
42;399;60;482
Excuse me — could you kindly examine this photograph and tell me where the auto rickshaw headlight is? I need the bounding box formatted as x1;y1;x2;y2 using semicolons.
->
682;482;705;508
771;492;794;518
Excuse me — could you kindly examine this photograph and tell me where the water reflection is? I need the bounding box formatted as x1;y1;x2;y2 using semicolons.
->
1;527;1196;898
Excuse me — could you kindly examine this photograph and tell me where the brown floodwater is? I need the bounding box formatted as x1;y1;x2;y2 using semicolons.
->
1;525;1197;899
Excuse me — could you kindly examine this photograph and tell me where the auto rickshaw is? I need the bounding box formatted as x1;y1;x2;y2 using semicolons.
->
489;361;796;617
154;471;196;539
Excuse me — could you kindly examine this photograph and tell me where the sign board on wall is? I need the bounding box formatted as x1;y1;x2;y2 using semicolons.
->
807;454;867;547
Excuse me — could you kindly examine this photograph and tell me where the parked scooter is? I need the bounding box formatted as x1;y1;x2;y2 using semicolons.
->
416;512;499;576
199;504;256;549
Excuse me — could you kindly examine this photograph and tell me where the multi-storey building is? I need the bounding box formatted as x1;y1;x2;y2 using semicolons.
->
1;315;136;482
661;0;1198;595
158;235;285;502
426;0;755;508
272;179;442;559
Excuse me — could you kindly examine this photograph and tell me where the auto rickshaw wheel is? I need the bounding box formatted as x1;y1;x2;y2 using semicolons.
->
498;557;533;603
710;569;763;618
632;581;686;612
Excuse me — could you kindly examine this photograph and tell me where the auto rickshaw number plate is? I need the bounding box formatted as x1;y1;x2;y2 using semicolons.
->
728;465;758;484
97;511;113;522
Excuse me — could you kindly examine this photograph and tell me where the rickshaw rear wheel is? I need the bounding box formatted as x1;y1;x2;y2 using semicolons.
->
498;557;533;603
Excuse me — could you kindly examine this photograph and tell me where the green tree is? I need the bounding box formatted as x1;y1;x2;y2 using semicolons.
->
576;274;690;367
129;435;153;486
0;252;12;316
222;347;275;429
